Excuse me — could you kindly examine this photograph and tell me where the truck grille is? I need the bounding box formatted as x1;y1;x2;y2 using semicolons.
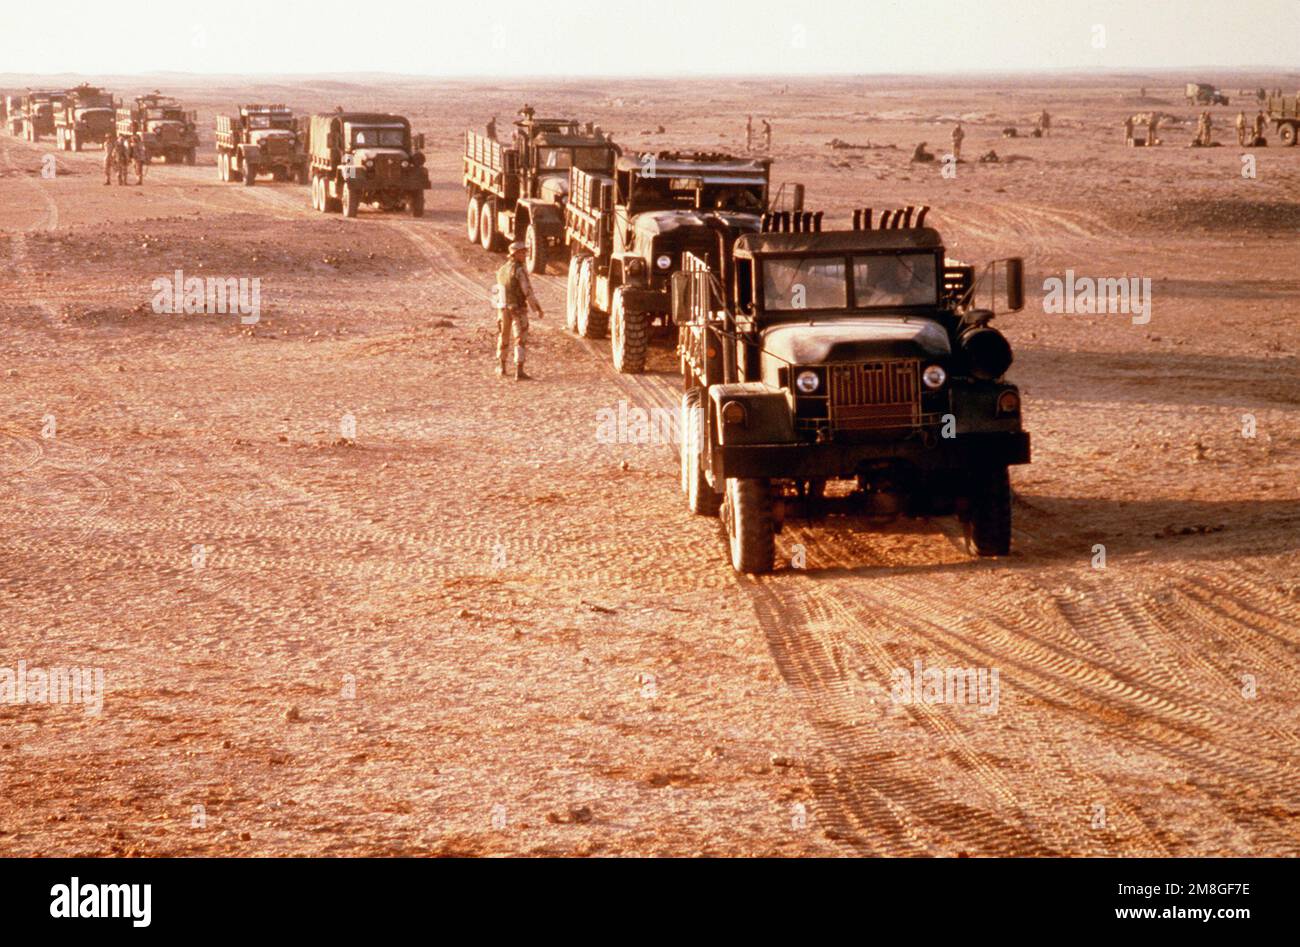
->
377;155;402;180
828;360;921;430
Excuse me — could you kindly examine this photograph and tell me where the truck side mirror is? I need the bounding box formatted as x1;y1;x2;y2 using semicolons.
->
1005;257;1024;312
415;133;425;152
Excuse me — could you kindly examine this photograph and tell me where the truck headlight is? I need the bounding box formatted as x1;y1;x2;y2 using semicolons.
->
922;364;947;389
795;370;821;394
656;254;672;270
364;158;375;169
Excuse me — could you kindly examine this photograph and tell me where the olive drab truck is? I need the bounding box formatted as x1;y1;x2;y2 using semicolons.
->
1264;93;1300;146
308;112;430;218
463;107;620;274
563;150;771;374
3;95;22;136
674;206;1030;574
117;93;199;164
20;90;64;142
216;104;309;185
1185;82;1229;106
54;84;118;151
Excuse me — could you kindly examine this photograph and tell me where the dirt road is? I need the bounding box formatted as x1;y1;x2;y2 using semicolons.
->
2;74;1297;856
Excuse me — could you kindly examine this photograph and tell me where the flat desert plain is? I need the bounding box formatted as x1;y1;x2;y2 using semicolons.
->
0;72;1297;856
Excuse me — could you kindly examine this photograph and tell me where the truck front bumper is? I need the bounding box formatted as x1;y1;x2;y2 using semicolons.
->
716;431;1031;480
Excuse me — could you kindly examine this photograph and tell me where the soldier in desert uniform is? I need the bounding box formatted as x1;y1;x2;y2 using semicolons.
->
761;118;771;152
1254;111;1267;145
103;134;116;185
494;241;544;380
1123;115;1134;145
486;116;497;140
132;134;146;185
950;121;964;160
1146;112;1159;145
114;135;130;185
1235;111;1247;146
745;115;753;152
1037;109;1050;137
1198;111;1213;146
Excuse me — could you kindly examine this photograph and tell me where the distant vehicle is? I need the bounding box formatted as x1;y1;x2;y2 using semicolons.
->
20;89;65;142
1186;82;1229;106
54;84;117;151
307;111;430;218
216;104;309;185
564;150;771;373
117;92;199;164
3;95;21;136
463;107;619;273
674;206;1029;573
1264;94;1300;146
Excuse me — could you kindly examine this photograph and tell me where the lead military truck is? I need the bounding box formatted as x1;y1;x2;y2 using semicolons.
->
54;84;117;151
464;108;619;273
564;150;771;374
307;111;429;218
117;93;198;164
674;206;1030;574
216;104;309;185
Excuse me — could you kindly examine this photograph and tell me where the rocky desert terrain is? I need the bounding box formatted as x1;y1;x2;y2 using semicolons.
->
1;71;1297;856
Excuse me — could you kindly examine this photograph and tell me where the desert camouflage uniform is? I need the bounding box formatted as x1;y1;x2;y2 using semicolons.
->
1037;110;1050;136
133;136;146;184
114;137;129;185
951;123;964;160
1236;111;1247;146
495;258;541;376
1123;115;1134;145
103;136;116;184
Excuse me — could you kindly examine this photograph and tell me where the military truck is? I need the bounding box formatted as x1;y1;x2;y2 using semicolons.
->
1264;93;1300;146
117;93;198;164
564;150;771;374
1186;82;1229;106
20;90;64;142
3;96;20;136
463;107;619;273
307;111;429;218
216;104;309;185
54;84;117;151
673;206;1029;573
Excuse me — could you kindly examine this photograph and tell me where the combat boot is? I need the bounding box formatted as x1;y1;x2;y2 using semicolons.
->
514;364;531;381
496;360;506;377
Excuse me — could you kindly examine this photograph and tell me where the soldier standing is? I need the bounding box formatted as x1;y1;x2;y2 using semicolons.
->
761;118;771;152
1254;110;1267;144
1235;111;1247;146
1037;109;1050;137
1123;115;1134;145
950;121;964;160
494;241;544;380
486;116;497;140
1147;112;1159;145
103;134;116;185
114;135;130;185
745;115;753;152
132;135;146;184
1198;111;1213;146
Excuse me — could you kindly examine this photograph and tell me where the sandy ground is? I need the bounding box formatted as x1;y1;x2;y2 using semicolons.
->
1;72;1297;856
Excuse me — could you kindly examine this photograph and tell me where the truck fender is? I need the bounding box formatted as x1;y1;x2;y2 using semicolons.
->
708;384;797;446
240;144;261;164
517;199;564;237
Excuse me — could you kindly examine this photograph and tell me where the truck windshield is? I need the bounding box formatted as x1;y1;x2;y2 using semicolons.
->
353;127;405;148
852;253;937;306
763;258;847;310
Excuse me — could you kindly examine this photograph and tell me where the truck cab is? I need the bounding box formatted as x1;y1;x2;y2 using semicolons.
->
676;207;1030;573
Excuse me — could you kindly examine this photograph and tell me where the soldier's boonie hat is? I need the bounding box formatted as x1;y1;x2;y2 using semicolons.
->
508;241;526;253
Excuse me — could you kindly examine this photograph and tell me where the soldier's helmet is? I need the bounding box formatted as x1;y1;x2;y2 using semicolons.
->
508;241;527;254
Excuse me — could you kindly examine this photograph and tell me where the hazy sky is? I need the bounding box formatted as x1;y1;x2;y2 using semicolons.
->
4;0;1297;76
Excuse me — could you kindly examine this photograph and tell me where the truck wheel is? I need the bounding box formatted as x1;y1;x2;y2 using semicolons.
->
970;465;1012;557
325;180;342;214
610;288;648;374
342;182;359;217
1280;123;1297;146
218;153;226;181
524;223;545;274
71;131;80;152
244;162;256;186
565;256;581;332
409;190;424;218
682;391;721;515
723;478;775;574
466;194;481;243
480;200;504;251
575;257;607;339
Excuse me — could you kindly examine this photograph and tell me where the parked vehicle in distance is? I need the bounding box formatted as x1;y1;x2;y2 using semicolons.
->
1186;82;1229;106
20;89;65;142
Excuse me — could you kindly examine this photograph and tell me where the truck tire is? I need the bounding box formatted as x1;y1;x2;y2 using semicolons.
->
218;153;226;181
310;174;319;210
970;465;1012;556
325;179;342;214
71;131;80;152
565;256;581;332
343;182;359;217
723;478;775;574
466;194;481;243
524;223;545;274
682;391;721;515
409;190;424;218
480;200;504;251
610;287;648;374
1280;123;1297;146
244;161;256;186
575;257;607;339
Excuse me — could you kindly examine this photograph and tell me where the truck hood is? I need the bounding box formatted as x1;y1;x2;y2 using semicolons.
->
350;147;408;162
633;209;760;238
249;128;295;146
75;107;113;121
760;318;950;381
147;120;185;134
